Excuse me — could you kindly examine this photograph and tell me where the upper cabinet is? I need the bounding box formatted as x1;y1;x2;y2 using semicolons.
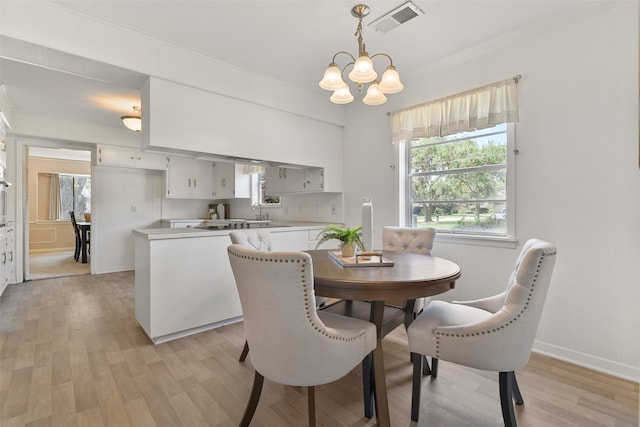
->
303;167;324;192
213;163;251;199
264;167;304;195
166;156;215;199
265;166;325;195
97;145;167;170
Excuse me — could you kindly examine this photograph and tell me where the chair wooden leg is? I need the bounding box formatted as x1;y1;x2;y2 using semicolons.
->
239;340;249;362
410;352;422;422
430;357;439;378
499;371;518;427
240;371;264;427
512;373;524;405
361;352;374;418
308;386;316;427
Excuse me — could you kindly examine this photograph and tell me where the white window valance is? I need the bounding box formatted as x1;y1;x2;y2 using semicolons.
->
391;77;519;143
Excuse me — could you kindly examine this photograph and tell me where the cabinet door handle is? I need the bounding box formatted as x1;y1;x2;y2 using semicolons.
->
188;178;191;187
193;179;197;188
8;251;12;262
1;253;5;264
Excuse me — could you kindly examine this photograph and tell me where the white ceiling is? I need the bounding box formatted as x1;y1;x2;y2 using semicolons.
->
0;0;614;132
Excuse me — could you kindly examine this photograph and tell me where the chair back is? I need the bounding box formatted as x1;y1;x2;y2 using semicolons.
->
227;244;371;386
69;211;80;234
435;239;557;371
382;226;436;255
229;229;275;251
499;239;557;359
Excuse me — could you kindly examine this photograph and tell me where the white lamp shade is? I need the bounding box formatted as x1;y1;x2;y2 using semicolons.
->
378;66;404;94
348;55;377;84
330;82;354;104
362;82;387;105
319;64;344;91
121;116;142;132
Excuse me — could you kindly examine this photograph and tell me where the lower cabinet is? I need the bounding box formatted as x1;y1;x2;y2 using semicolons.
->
134;233;242;343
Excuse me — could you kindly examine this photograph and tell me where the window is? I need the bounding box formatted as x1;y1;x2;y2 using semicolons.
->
250;171;280;206
59;174;91;220
406;123;513;237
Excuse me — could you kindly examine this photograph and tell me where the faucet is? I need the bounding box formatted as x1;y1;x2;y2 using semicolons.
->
252;202;263;220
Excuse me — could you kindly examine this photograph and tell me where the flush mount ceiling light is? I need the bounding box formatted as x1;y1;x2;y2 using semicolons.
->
121;106;141;132
319;4;404;106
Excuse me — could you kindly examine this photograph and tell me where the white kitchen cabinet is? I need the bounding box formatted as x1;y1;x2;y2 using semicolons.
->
269;229;310;251
97;145;167;170
166;156;216;199
134;232;242;343
303;167;324;192
0;232;7;295
5;224;15;285
213;163;251;199
265;166;326;195
92;167;164;274
264;166;305;195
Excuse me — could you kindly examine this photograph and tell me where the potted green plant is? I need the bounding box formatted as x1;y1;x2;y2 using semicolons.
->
315;224;364;257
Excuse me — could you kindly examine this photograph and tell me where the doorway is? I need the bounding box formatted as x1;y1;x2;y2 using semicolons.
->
26;146;92;280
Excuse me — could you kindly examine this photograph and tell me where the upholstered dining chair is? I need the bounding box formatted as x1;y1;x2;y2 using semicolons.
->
229;229;326;362
382;226;437;321
407;238;557;427
230;229;275;252
227;244;377;427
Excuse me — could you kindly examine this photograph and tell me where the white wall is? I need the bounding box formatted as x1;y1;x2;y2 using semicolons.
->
344;3;640;381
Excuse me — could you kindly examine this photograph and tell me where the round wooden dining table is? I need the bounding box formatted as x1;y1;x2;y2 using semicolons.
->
306;249;461;427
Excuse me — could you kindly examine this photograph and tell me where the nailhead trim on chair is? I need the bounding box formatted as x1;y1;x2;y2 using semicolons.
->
434;253;553;358
229;248;366;344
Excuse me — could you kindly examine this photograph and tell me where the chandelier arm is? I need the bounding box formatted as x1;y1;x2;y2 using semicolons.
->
341;62;355;75
332;51;357;64
370;53;394;67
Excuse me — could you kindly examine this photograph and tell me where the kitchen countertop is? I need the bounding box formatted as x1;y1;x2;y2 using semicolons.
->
133;221;337;240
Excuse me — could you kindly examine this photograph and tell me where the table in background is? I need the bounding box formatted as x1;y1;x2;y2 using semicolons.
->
307;249;461;427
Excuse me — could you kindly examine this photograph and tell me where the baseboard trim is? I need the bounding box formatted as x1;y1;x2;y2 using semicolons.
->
146;316;244;345
533;340;639;382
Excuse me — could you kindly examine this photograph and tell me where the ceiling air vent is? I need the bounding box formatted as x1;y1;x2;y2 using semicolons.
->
368;1;423;34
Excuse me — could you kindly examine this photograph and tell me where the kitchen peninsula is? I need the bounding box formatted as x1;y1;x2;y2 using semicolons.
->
133;222;336;344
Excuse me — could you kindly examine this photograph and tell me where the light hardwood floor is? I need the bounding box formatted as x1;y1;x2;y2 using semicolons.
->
28;250;89;281
0;271;638;426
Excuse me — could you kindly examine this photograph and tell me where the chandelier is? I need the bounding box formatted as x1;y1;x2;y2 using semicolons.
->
319;4;404;105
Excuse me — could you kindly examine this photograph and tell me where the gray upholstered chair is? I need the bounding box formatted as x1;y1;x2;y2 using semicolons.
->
229;229;275;251
407;238;557;426
227;244;377;426
229;229;325;362
382;226;437;318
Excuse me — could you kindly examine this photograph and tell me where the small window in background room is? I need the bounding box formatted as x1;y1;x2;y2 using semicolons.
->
251;171;280;206
59;174;91;220
407;123;511;237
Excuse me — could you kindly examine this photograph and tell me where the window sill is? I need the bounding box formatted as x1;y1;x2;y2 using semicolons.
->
434;233;517;249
